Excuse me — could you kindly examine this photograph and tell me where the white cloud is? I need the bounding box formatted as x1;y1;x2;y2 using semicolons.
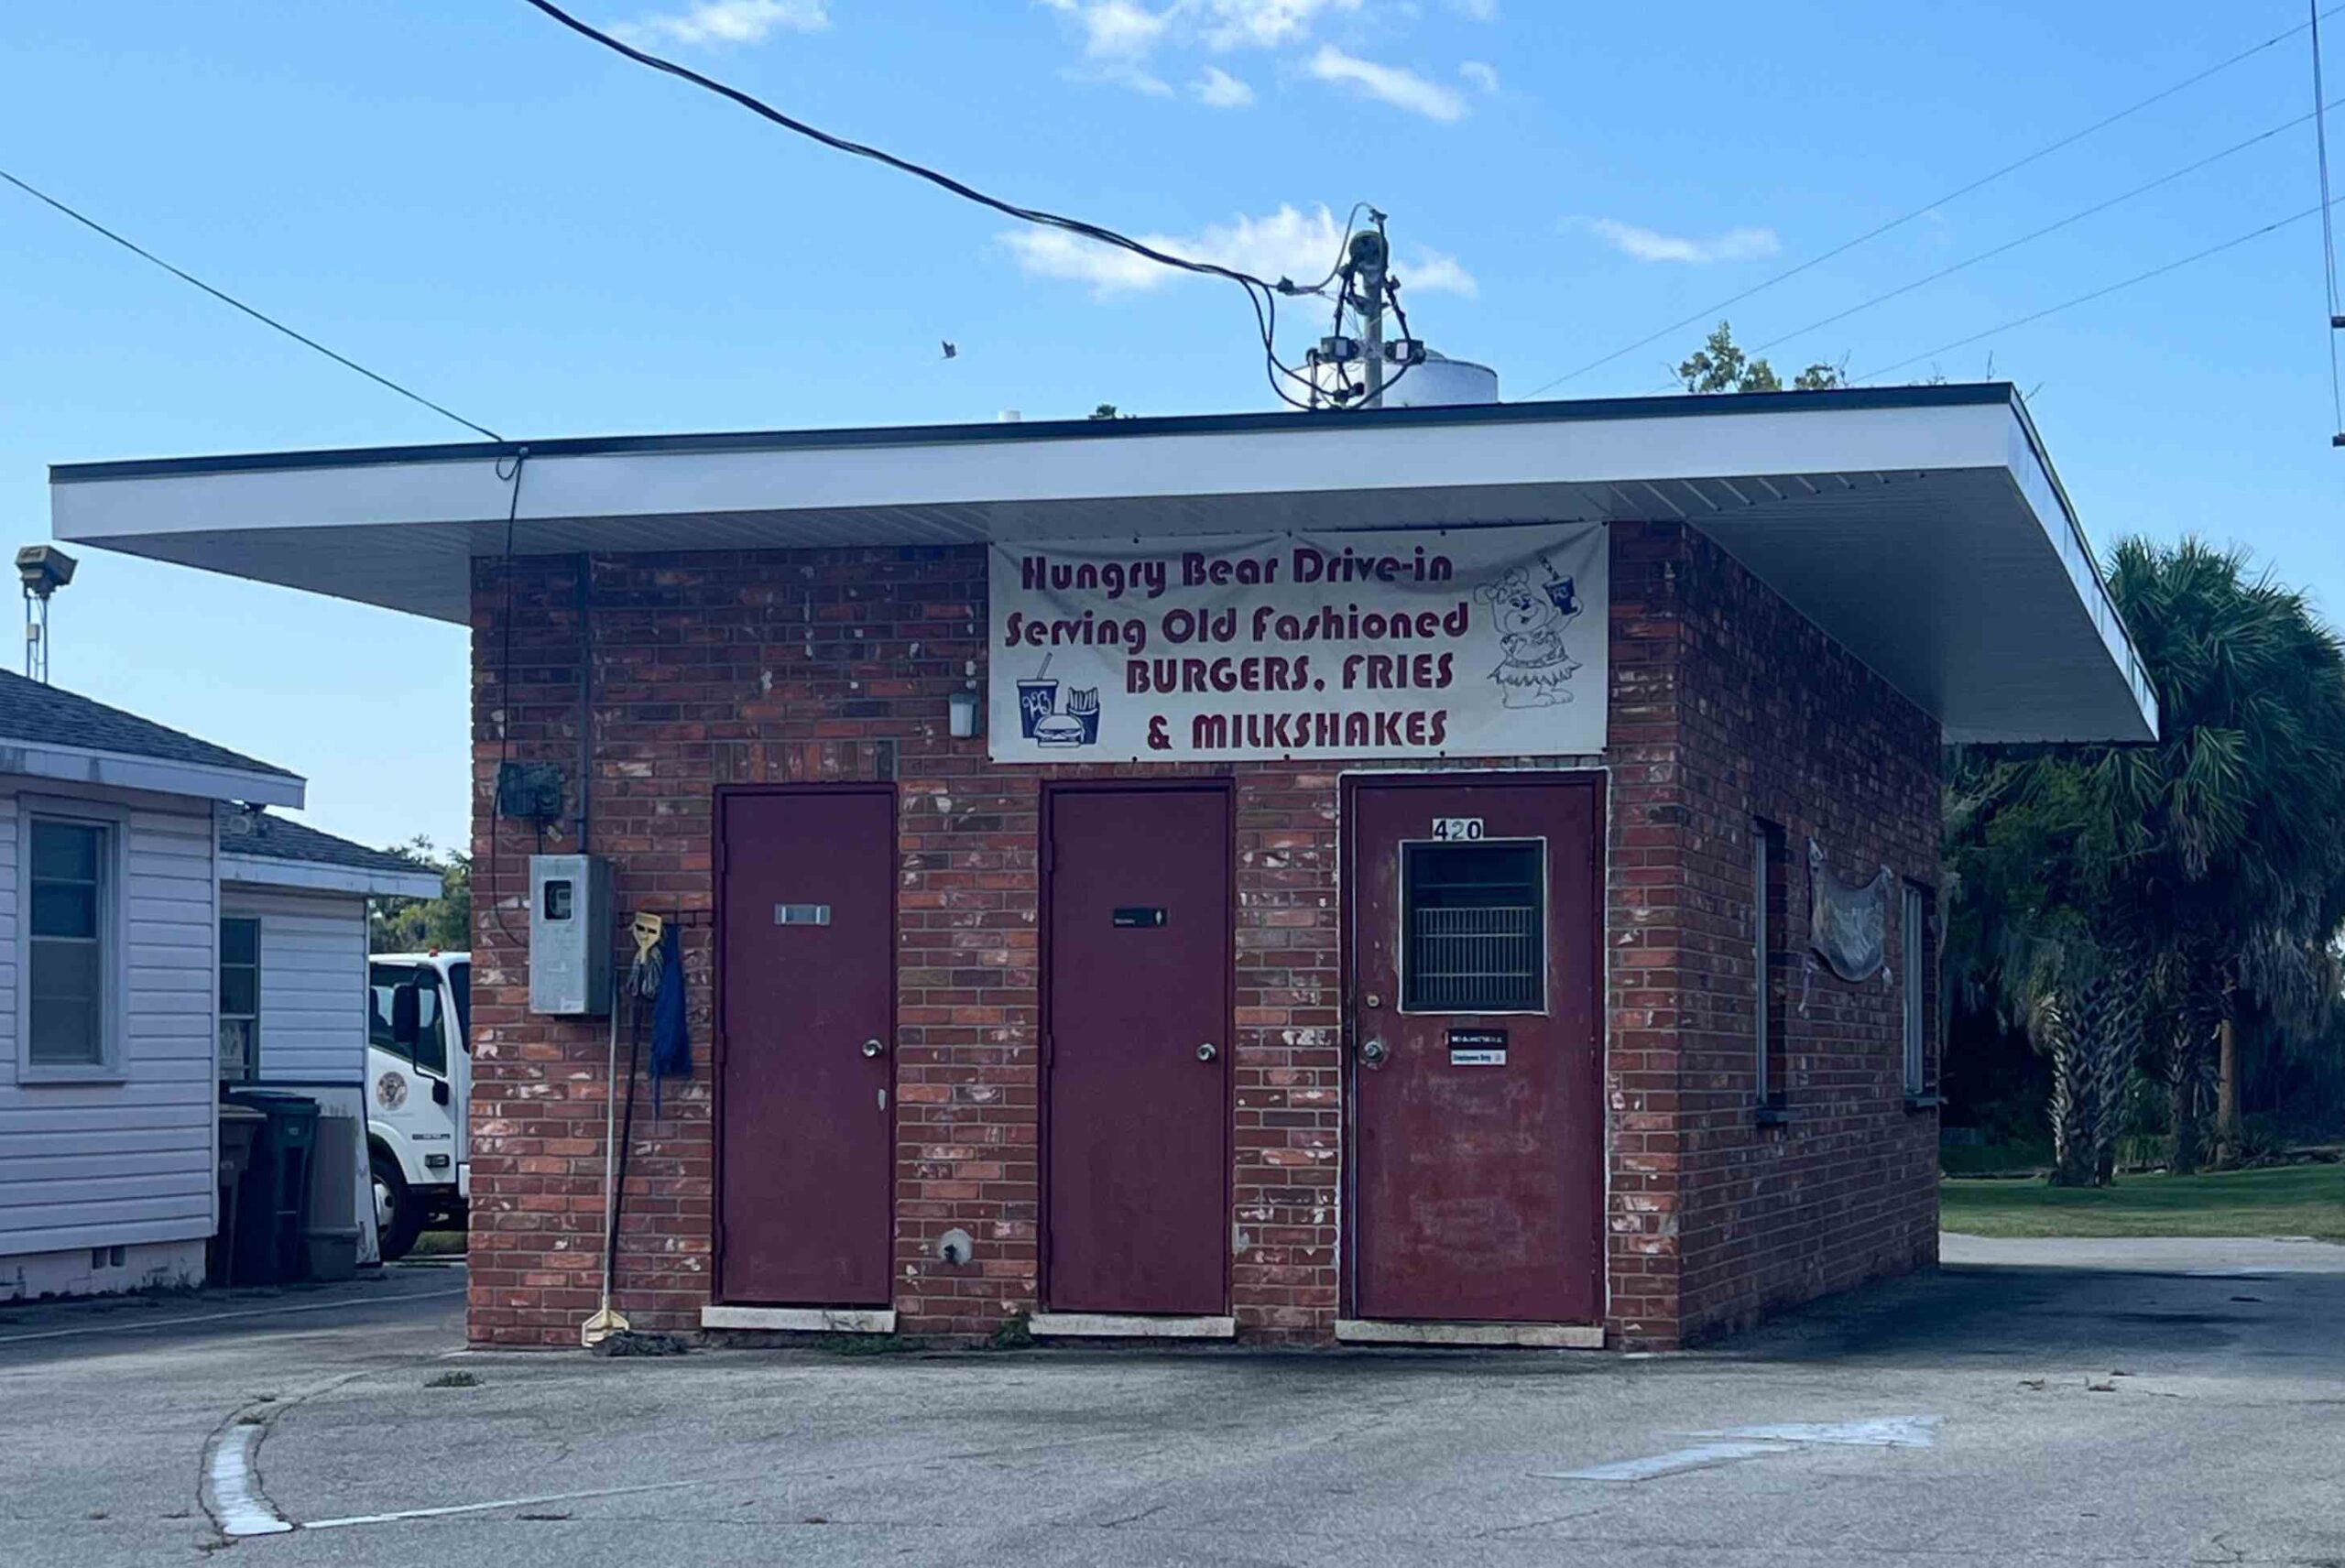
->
1449;0;1498;17
612;0;828;48
1193;65;1256;106
1587;219;1781;265
1305;44;1467;121
1000;202;1476;299
1458;60;1499;93
1399;249;1477;296
1200;0;1362;50
1041;0;1172;59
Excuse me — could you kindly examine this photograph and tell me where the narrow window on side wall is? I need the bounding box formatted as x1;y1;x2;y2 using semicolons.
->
220;917;260;1083
1902;882;1929;1099
1753;819;1787;1108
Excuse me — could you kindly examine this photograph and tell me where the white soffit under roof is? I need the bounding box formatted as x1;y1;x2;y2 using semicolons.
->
49;387;2155;746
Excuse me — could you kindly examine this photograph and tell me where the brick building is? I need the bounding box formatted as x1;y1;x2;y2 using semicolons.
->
53;385;2154;1350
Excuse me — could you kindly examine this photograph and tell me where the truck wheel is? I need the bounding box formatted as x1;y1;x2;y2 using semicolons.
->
373;1148;423;1262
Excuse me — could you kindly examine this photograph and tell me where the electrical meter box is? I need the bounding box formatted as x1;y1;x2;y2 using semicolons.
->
528;855;613;1016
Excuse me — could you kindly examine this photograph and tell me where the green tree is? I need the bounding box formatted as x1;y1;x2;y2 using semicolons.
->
1948;539;2345;1180
1674;321;1845;395
370;836;472;953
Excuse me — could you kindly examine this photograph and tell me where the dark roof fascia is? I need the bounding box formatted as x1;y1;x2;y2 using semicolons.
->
49;384;2021;485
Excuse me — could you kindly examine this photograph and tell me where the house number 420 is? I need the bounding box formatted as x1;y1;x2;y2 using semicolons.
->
1432;817;1485;841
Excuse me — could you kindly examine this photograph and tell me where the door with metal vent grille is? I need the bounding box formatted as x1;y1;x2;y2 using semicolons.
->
1347;775;1603;1324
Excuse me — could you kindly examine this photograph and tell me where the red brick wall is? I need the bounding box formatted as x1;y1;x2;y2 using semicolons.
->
1609;522;1942;1345
466;520;1939;1350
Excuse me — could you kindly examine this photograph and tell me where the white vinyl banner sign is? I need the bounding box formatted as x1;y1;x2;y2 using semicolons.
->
988;524;1607;763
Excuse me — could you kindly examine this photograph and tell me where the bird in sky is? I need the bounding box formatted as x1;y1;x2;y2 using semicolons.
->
941;340;957;360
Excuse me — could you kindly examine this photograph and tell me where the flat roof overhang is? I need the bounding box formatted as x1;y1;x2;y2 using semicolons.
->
49;384;2155;746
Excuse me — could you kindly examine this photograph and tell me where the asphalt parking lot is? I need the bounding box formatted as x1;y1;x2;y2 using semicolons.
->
2;1237;2340;1567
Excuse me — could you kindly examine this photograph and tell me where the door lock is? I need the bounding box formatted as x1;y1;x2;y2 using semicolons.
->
1196;1042;1218;1062
861;1038;887;1059
1360;1038;1389;1067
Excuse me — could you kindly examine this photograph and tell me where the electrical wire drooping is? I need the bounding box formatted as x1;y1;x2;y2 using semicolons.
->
518;0;1398;412
0;164;503;441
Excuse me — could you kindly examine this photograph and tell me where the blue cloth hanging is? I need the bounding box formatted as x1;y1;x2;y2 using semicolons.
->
649;924;690;1114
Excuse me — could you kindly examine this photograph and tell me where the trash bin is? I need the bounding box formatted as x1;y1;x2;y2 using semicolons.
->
305;1111;363;1283
212;1104;267;1287
224;1089;320;1285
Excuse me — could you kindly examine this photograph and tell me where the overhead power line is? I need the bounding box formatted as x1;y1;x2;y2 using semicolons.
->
2311;0;2344;437
1518;4;2345;401
1722;95;2345;379
517;0;1358;412
0;164;504;442
1853;197;2340;385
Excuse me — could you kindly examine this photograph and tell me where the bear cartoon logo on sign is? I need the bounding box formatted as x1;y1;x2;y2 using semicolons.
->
1476;556;1582;709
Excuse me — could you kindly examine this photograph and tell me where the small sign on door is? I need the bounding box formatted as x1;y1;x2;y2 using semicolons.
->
1432;817;1485;842
1447;1027;1508;1065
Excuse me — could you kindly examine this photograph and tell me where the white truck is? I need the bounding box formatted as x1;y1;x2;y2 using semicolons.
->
365;952;472;1260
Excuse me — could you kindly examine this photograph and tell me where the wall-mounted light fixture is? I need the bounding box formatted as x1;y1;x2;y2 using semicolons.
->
947;687;980;740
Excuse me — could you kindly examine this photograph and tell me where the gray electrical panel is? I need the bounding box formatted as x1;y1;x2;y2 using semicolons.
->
528;855;613;1016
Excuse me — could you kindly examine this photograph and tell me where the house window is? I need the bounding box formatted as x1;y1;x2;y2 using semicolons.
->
1753;820;1786;1104
1401;839;1546;1014
1902;882;1929;1097
27;818;111;1068
219;917;260;1083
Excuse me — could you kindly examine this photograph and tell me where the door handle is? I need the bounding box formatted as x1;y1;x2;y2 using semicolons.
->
861;1038;887;1059
1359;1038;1388;1067
1196;1042;1218;1062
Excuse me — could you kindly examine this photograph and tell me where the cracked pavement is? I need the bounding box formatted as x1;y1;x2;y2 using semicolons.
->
2;1236;2341;1566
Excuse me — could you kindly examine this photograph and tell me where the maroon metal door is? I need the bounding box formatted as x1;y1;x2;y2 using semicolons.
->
1045;786;1231;1315
717;788;894;1305
1348;776;1602;1323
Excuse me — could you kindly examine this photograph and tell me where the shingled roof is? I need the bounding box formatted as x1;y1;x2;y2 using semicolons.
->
0;668;297;780
216;805;432;879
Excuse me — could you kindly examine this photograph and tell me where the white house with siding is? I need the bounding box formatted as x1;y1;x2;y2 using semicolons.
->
0;669;431;1301
216;805;440;1267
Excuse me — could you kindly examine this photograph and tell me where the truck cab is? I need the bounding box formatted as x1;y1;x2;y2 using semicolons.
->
365;952;471;1260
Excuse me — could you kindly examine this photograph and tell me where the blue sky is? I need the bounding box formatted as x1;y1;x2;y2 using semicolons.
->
4;0;2340;853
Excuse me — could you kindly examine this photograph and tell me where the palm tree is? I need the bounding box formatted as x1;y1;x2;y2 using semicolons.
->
1948;538;2345;1180
2096;539;2345;1170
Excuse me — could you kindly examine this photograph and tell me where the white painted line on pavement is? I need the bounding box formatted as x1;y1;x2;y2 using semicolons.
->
1543;1414;1942;1483
1697;1415;1940;1448
207;1423;294;1538
302;1480;703;1530
1542;1441;1793;1482
0;1287;466;1345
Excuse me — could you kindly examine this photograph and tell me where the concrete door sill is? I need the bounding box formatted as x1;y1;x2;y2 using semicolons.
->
1336;1319;1603;1349
701;1305;896;1334
1030;1312;1236;1339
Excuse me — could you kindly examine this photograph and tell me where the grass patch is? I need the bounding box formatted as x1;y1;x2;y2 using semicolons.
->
1943;1161;2345;1242
410;1229;467;1258
425;1369;481;1388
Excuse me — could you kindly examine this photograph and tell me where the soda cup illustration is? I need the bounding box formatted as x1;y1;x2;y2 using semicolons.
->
1017;679;1059;738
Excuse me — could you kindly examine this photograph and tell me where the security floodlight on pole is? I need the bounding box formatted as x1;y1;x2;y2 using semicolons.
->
16;544;76;684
